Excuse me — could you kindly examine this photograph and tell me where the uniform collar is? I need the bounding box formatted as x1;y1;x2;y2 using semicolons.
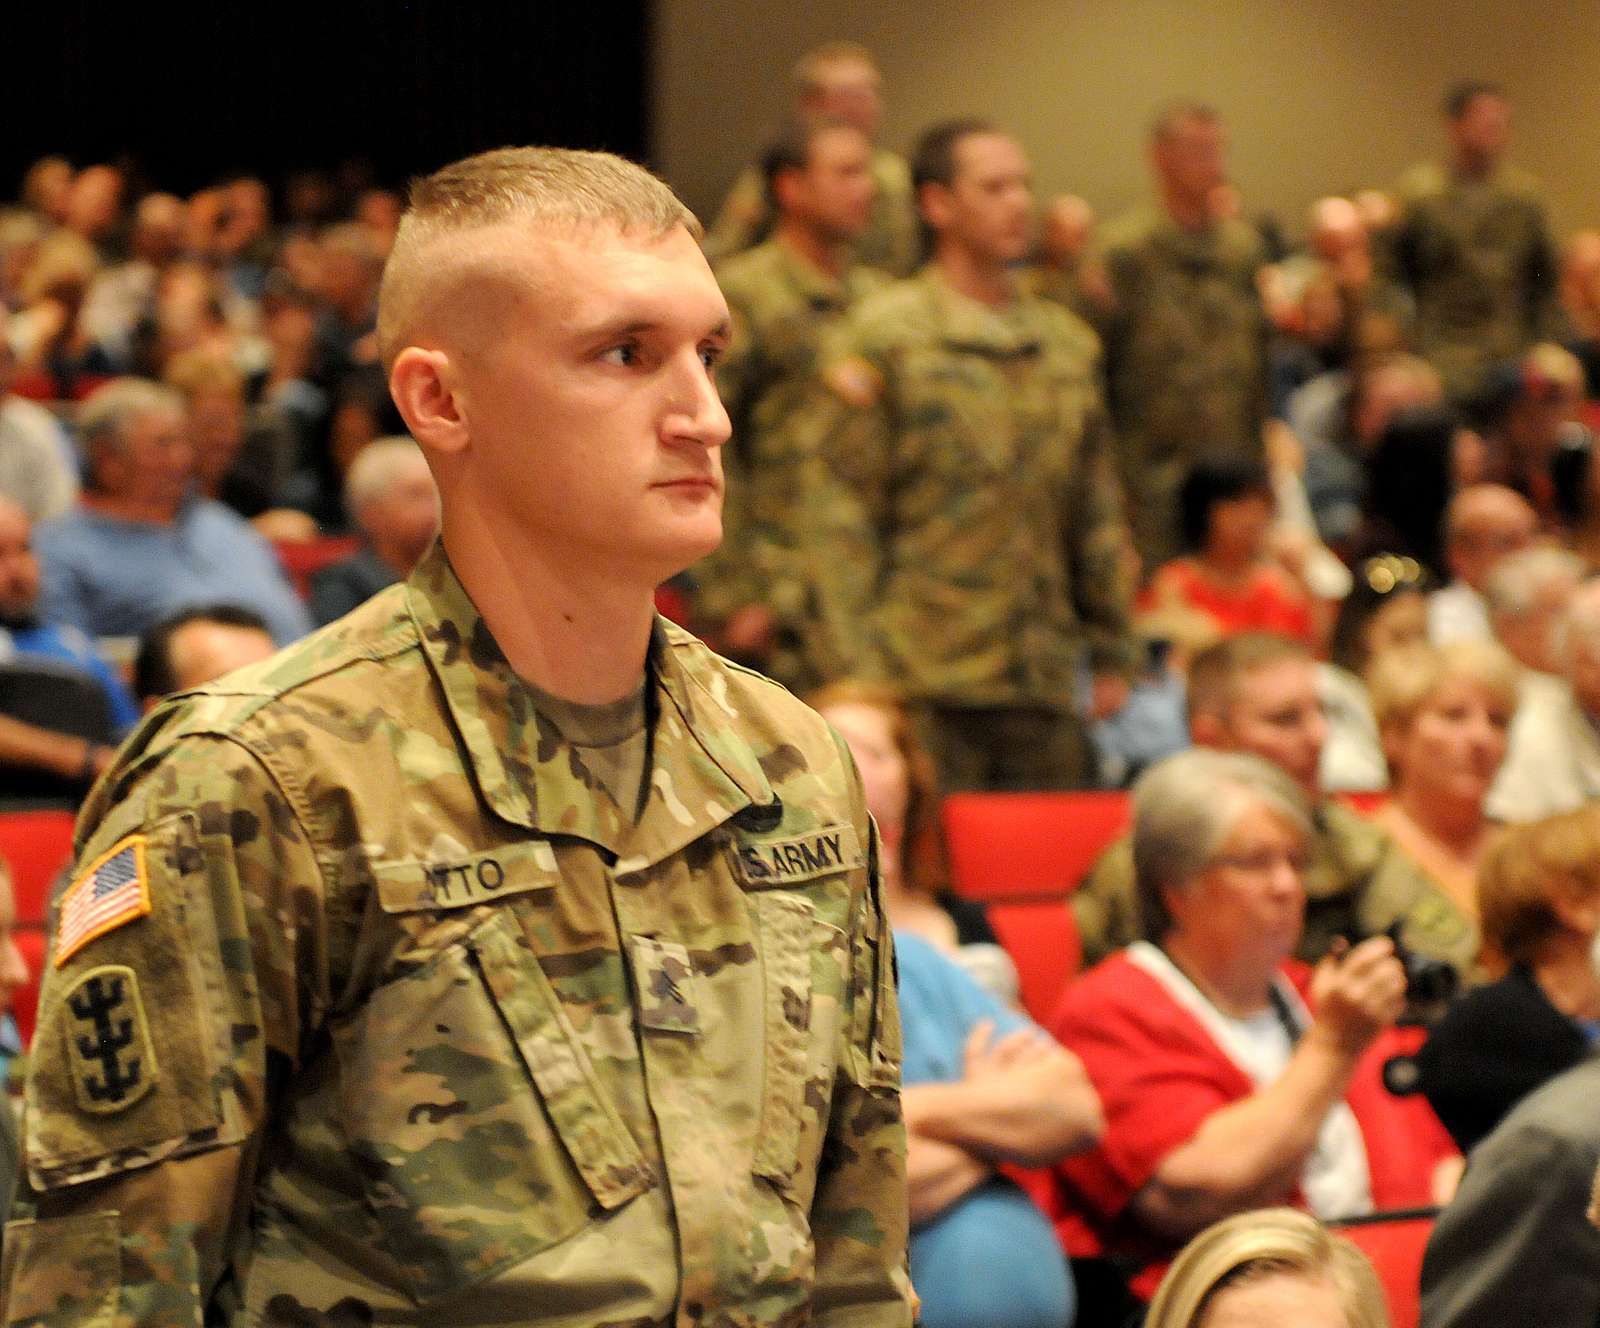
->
918;264;1041;355
407;543;773;864
766;236;852;308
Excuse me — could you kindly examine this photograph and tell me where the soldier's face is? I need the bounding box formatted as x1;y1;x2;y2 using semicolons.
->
936;133;1034;267
1155;116;1227;204
1216;659;1327;797
795;127;876;243
1451;93;1510;162
455;224;732;583
810;62;883;139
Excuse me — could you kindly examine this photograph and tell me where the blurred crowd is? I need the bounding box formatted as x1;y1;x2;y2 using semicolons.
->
5;36;1600;1328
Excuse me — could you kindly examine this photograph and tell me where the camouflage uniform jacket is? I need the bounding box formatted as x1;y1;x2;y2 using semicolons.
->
797;266;1138;708
3;544;912;1328
703;149;919;278
696;239;887;686
1071;799;1478;975
1098;206;1270;568
1392;161;1561;400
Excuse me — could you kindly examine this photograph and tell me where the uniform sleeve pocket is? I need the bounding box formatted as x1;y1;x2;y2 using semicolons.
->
750;892;815;1185
2;1211;119;1327
331;910;652;1305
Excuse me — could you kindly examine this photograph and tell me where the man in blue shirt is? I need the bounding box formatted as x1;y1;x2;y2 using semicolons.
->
33;378;311;646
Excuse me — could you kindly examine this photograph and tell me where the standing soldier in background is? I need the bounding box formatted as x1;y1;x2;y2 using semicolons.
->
1099;102;1270;570
3;147;913;1327
797;119;1138;793
1027;193;1115;326
704;41;919;277
697;118;887;691
1393;81;1561;403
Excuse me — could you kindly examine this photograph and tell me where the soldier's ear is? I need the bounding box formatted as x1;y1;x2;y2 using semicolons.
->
917;181;953;234
391;347;469;457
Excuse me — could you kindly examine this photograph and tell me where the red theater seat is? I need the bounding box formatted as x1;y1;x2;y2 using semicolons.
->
0;808;76;924
987;898;1082;1024
273;536;362;600
1333;1212;1437;1328
941;792;1130;900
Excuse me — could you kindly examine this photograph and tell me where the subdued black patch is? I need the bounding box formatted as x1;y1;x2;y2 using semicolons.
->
407;1099;470;1126
757;743;807;783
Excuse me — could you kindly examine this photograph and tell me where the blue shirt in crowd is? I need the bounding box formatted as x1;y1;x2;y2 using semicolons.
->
895;931;1077;1328
34;499;312;646
2;620;141;735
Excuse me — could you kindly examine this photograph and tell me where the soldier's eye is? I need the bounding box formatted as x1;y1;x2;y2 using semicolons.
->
601;342;640;367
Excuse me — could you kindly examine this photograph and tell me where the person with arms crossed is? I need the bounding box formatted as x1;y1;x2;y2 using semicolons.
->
2;147;913;1327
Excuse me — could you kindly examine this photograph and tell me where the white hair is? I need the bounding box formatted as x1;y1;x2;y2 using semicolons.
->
344;436;430;517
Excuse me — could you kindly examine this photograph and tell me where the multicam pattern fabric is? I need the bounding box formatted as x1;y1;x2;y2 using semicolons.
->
793;266;1138;709
1097;206;1271;569
3;542;913;1327
1071;800;1479;975
696;240;888;691
703;148;920;279
1392;161;1561;401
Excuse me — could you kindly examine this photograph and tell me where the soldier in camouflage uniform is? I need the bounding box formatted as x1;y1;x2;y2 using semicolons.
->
1099;103;1270;571
1073;633;1477;976
2;148;913;1327
795;120;1138;793
1392;82;1561;402
697;118;888;692
703;42;918;278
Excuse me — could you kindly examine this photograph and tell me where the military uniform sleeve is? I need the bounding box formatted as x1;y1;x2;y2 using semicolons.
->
3;727;327;1328
1063;399;1139;675
794;323;897;683
702;166;771;265
1338;812;1478;976
1069;834;1140;971
811;733;914;1325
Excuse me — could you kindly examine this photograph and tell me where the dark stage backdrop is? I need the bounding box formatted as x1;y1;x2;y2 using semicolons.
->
8;2;652;199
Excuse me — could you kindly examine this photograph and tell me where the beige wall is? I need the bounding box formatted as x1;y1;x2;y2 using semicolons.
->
654;0;1600;244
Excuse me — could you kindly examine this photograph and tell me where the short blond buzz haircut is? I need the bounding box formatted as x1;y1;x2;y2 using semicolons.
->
793;41;878;95
376;146;700;372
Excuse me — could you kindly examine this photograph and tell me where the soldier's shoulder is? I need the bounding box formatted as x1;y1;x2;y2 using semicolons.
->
1100;205;1164;255
713;239;786;294
1496;163;1546;202
1022;291;1104;364
1395;161;1448;202
841;274;941;348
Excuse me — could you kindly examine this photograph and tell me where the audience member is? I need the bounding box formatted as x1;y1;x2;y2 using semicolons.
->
1365;640;1519;918
1138;454;1314;651
811;680;1018;1002
1427;483;1538;644
63;164;125;256
0;311;80;524
1470;342;1588;526
1028;193;1114;324
1488;576;1600;820
1053;749;1453;1301
1100;102;1270;568
310;222;384;395
19;156;73;226
309;437;438;626
1319;554;1432;794
32;377;311;644
896;930;1101;1328
0;494;138;733
81;191;185;364
1074;633;1475;974
1351;401;1460;576
1483;545;1583;690
6;229;116;400
704;41;918;276
694;117;885;689
803;118;1136;792
1419;1057;1600;1328
1145;1208;1390;1328
1394;82;1561;400
1413;806;1600;1154
132;604;276;706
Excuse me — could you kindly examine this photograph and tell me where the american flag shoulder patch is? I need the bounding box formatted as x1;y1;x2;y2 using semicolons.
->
55;834;152;967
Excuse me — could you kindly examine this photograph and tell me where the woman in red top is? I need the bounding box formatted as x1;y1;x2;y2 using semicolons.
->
1138;455;1315;648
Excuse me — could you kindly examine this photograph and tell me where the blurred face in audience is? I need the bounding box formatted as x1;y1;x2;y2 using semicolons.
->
1450;92;1510;172
1166;795;1307;978
1384;673;1512;806
1197;1272;1349;1328
359;454;441;569
806;59;883;139
1154;113;1227;214
101;407;195;516
1204;487;1273;565
815;700;909;836
186;388;247;492
166;620;275;694
1447;488;1537;591
0;500;41;623
1198;658;1327;798
926;132;1033;268
780;126;876;245
1361;589;1429;663
66;165;124;239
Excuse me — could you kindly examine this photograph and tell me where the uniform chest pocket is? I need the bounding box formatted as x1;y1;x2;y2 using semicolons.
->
330;909;653;1305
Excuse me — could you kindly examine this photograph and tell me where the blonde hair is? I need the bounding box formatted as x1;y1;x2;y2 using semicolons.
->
1145;1209;1389;1328
163;348;244;401
1366;639;1520;735
377;146;698;371
1477;805;1600;966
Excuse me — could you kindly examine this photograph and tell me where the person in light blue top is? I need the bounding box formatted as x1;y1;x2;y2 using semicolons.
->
895;929;1104;1328
32;379;312;647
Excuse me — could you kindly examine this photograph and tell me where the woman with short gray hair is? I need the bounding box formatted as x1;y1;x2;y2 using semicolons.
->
1050;749;1455;1302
